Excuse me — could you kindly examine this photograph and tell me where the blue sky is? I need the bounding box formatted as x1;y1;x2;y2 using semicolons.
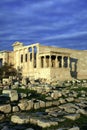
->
0;0;87;50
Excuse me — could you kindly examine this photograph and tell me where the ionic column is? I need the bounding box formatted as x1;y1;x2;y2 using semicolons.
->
23;49;25;63
27;48;29;75
68;56;70;68
62;56;64;68
32;47;34;68
18;50;21;67
49;56;51;67
38;56;41;68
36;53;38;68
28;48;30;62
22;49;25;75
55;56;58;68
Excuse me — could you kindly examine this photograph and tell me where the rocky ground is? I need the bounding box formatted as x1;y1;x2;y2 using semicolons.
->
0;79;87;130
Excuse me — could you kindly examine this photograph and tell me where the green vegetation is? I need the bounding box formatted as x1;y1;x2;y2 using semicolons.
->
0;63;17;80
41;125;59;130
0;89;2;95
70;86;87;92
14;88;30;93
15;88;46;101
32;115;87;130
56;115;87;130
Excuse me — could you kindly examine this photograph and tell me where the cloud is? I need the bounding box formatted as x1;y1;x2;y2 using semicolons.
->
0;0;87;50
43;31;87;40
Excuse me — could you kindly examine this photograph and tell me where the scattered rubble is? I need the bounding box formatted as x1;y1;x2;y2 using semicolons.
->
0;79;87;129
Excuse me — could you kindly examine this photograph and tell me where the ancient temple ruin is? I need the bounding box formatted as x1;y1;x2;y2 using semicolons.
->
0;42;87;82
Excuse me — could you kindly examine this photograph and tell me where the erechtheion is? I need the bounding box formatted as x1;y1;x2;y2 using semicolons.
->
0;42;87;82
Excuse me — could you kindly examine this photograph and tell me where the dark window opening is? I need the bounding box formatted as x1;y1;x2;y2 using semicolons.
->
34;46;37;68
46;56;49;67
25;54;28;62
34;60;36;68
58;56;62;68
64;57;68;68
41;57;44;68
34;53;36;68
28;47;32;52
0;59;3;67
21;54;23;63
30;53;32;61
34;46;37;53
51;55;56;67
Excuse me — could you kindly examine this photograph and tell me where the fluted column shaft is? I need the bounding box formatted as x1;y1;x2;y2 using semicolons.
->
49;56;51;67
68;56;70;68
55;56;58;68
62;56;64;68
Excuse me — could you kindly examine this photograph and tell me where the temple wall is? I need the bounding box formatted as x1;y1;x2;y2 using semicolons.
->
13;42;40;78
50;68;71;81
36;68;51;80
0;51;14;66
39;45;51;53
8;52;14;65
70;51;87;79
0;42;87;81
46;46;87;80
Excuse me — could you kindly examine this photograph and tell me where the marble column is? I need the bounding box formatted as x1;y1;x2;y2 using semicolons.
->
32;47;34;68
55;55;58;68
36;53;38;68
38;56;41;68
18;50;21;67
68;56;70;68
49;56;52;67
23;49;25;63
62;56;64;68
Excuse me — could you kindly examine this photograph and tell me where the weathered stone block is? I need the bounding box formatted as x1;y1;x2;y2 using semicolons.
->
11;114;30;124
64;114;80;121
37;119;58;128
45;101;53;107
34;102;40;109
39;100;45;108
66;97;75;102
52;100;60;106
18;100;28;111
12;106;19;112
51;91;62;99
68;127;80;130
0;104;11;113
3;90;18;102
30;117;38;125
26;100;33;110
59;98;66;104
0;114;5;121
